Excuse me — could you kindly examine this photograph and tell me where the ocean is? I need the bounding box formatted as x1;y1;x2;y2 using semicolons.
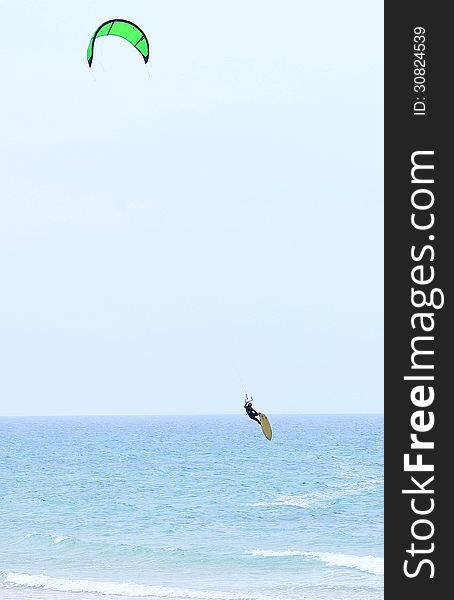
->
0;415;383;600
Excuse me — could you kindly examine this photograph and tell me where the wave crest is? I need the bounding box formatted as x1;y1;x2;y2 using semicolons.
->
2;572;278;600
52;536;71;544
250;480;382;509
247;550;384;575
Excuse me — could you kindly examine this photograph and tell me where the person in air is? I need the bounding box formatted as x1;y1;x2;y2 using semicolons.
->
244;394;261;425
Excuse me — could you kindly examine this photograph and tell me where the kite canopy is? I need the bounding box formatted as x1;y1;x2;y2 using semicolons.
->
87;19;150;67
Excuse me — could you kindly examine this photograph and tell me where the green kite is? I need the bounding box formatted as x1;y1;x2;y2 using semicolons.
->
87;19;150;67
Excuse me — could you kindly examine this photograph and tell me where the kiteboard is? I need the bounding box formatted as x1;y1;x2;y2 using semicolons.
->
259;413;272;440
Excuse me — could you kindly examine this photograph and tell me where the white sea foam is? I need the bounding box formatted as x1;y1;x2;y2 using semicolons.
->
52;536;71;544
247;550;384;575
3;573;280;600
250;495;314;508
249;550;308;557
250;480;381;509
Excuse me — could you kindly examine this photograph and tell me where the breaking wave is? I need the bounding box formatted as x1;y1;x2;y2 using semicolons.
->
247;550;383;575
1;572;281;600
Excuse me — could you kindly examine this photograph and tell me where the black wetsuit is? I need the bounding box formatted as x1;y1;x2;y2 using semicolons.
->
244;402;261;424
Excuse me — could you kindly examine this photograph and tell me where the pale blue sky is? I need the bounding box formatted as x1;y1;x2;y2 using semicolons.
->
0;1;383;415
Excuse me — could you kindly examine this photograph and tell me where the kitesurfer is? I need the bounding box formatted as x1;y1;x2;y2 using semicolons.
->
244;394;261;425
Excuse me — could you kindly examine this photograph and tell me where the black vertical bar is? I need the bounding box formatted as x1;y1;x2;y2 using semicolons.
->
385;2;450;598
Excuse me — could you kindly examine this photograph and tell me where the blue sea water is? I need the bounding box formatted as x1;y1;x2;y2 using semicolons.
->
0;415;383;600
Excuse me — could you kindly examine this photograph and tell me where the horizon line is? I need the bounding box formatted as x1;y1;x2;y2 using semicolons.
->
0;412;384;418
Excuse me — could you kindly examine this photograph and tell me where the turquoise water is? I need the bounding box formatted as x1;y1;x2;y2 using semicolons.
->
0;415;383;600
